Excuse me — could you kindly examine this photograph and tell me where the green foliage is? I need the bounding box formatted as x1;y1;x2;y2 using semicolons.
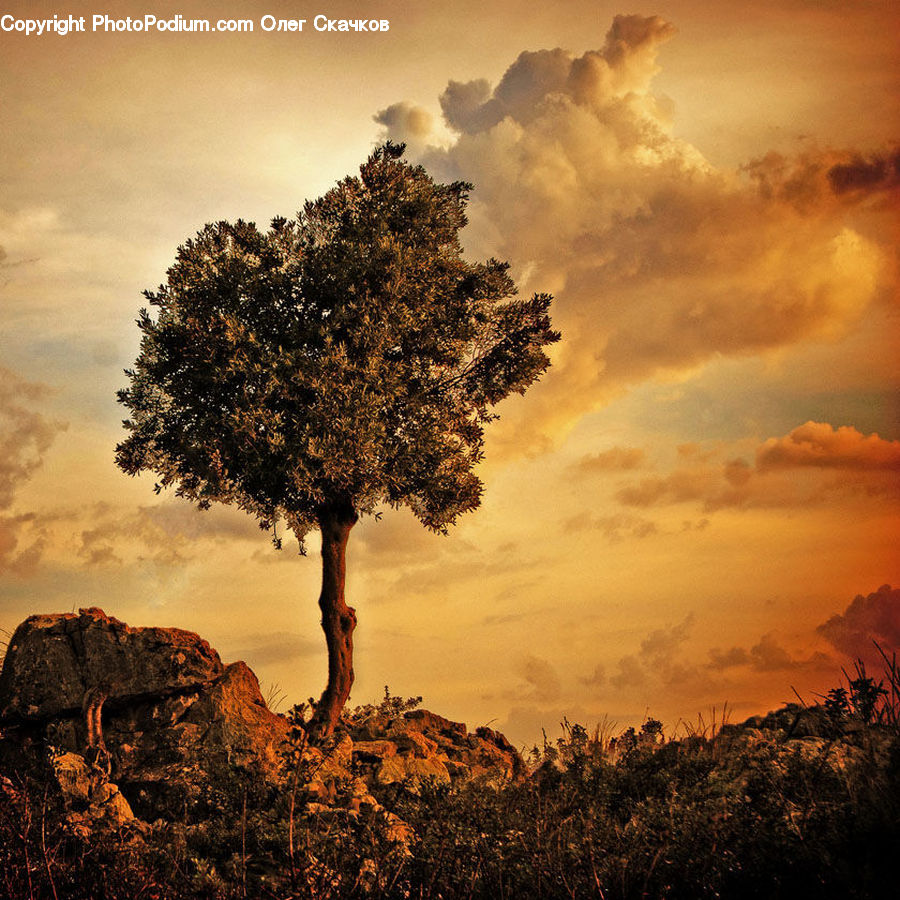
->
116;143;559;550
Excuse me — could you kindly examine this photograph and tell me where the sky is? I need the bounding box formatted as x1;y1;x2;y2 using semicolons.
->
1;0;898;748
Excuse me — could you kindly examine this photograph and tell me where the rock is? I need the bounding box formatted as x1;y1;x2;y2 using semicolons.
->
50;751;135;831
345;706;523;789
0;608;522;840
401;709;467;740
0;608;289;822
375;754;451;788
0;608;224;722
352;739;398;762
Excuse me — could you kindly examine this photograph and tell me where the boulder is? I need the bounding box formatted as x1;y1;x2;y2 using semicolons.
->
0;608;289;821
0;608;523;835
0;607;223;722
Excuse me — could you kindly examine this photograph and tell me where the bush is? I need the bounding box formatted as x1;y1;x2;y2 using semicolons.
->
1;670;897;898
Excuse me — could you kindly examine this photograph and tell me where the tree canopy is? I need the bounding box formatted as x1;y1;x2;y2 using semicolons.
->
116;143;559;547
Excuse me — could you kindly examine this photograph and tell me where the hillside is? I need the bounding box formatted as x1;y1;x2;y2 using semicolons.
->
0;609;896;898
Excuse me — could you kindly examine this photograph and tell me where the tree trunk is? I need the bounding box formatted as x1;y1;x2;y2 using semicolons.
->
310;500;358;738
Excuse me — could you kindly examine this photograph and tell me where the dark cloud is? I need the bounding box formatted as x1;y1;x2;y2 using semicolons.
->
828;148;900;196
745;146;900;211
817;584;900;663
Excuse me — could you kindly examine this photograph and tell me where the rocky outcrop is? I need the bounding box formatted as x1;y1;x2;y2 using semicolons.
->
0;607;224;722
347;709;522;789
0;608;290;823
0;608;523;836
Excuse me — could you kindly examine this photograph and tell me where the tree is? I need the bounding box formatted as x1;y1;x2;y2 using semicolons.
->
116;143;559;737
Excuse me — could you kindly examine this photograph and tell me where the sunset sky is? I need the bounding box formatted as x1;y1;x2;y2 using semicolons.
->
1;0;898;747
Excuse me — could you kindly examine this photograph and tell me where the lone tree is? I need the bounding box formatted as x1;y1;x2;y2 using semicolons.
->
116;144;559;737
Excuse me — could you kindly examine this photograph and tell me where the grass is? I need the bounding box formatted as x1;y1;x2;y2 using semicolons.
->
1;662;897;899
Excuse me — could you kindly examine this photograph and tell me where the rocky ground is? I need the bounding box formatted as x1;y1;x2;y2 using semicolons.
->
0;608;896;899
0;608;520;836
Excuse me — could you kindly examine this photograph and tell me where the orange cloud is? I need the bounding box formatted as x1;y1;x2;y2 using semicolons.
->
745;146;900;212
615;422;900;512
756;421;900;472
377;15;897;445
572;446;645;474
707;633;832;673
76;501;262;568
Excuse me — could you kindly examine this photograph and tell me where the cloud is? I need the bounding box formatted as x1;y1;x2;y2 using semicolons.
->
572;446;645;473
614;422;900;512
373;102;435;151
231;631;323;667
745;146;900;211
707;632;832;673
77;500;261;567
0;367;65;575
377;15;896;446
0;367;62;510
517;654;562;703
707;645;751;670
562;511;658;542
756;422;900;471
610;615;697;690
0;513;47;577
817;584;900;663
828;149;900;196
579;662;606;687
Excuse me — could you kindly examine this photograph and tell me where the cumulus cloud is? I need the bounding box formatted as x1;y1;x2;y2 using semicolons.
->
373;101;435;151
613;422;900;512
609;615;698;690
377;15;896;446
817;584;900;663
756;422;900;472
